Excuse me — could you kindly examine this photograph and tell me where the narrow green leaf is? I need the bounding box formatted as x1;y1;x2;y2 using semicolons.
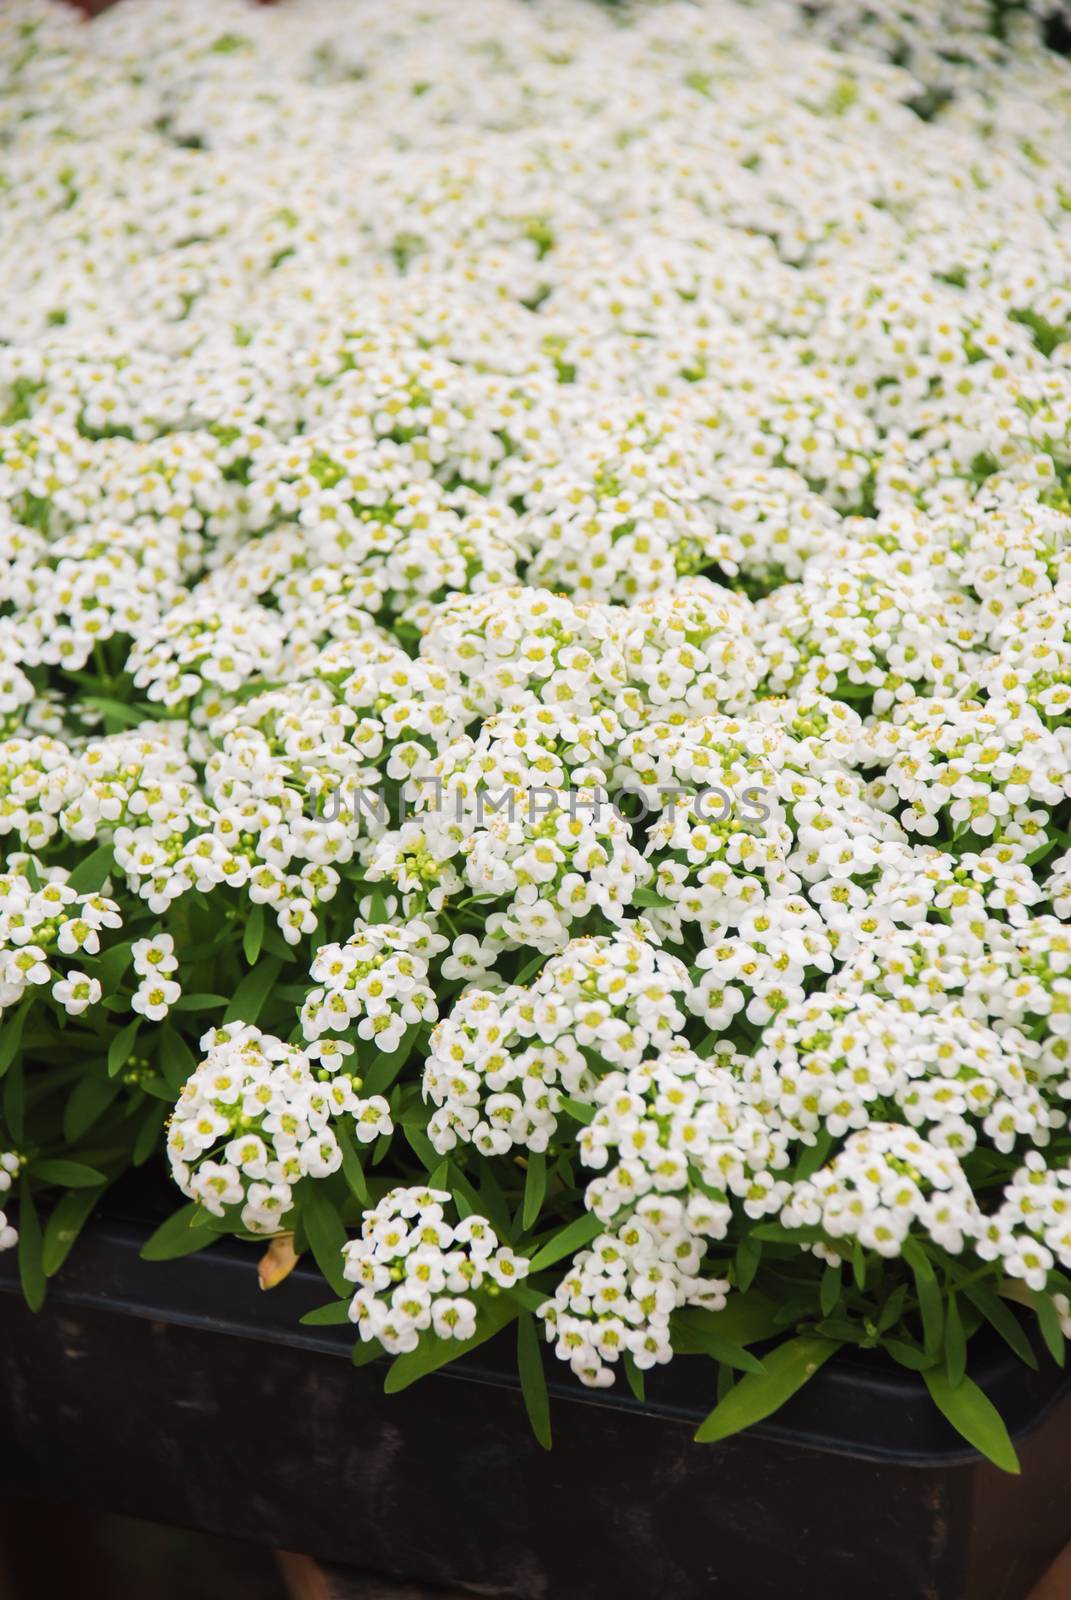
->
172;993;230;1012
735;1232;761;1294
63;1072;120;1142
17;1179;46;1312
559;1096;594;1127
670;1312;766;1375
300;1299;353;1327
65;844;115;894
522;1151;547;1232
336;1123;369;1203
3;1061;24;1143
671;1294;781;1349
528;1211;602;1274
884;1338;935;1372
107;1019;140;1078
300;1181;349;1296
1031;1289;1066;1367
223;956;282;1027
96;938;134;992
352;1338;383;1367
517;1310;552;1449
361;1023;420;1096
794;1129;834;1183
962;1285;1037;1370
140;1202;216;1261
820;1262;841;1319
504;1283;547;1314
427;1159;449;1192
383;1294;519;1394
242;902;265;966
403;1123;438;1171
43;1187;102;1277
27;1159;106;1188
905;1242;944;1358
622;1351;646;1401
923;1370;1020;1474
133;1101;169;1166
945;1294;967;1387
159;1026;196;1093
0;1001;29;1078
694;1336;841;1444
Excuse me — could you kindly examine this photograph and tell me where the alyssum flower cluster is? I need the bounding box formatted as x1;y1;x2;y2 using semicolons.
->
1;0;1071;1468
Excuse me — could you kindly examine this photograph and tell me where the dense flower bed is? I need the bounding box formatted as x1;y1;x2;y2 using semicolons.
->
2;0;1071;1466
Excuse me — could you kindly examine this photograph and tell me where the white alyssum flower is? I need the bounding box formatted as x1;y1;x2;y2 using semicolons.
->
343;1186;529;1355
167;1025;391;1235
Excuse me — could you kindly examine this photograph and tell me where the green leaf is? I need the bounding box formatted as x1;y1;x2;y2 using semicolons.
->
352;1338;383;1367
735;1232;761;1294
672;1294;781;1349
107;1019;140;1078
522;1151;547;1232
528;1211;602;1274
96;938;134;992
794;1129;834;1183
360;1023;420;1096
172;993;230;1012
3;1061;24;1144
945;1294;966;1387
43;1187;102;1277
336;1123;369;1204
851;1240;867;1293
383;1293;519;1394
27;1159;106;1189
670;1311;766;1375
513;952;546;985
242;903;265;966
159;1026;196;1093
81;695;154;730
622;1351;646;1401
17;1179;46;1312
559;1096;594;1126
1031;1289;1066;1367
905;1241;943;1358
504;1283;548;1315
300;1299;353;1327
517;1310;552;1449
300;1181;349;1296
820;1262;841;1319
65;844;115;894
133;1100;169;1166
403;1123;438;1171
0;1001;29;1078
923;1370;1020;1474
962;1285;1037;1370
884;1338;935;1373
140;1202;216;1261
63;1072;119;1142
694;1336;841;1444
223;956;282;1027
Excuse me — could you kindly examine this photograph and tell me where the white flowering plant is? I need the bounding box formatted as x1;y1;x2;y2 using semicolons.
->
2;0;1071;1472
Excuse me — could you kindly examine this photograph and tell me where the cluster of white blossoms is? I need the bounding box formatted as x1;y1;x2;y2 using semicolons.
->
422;931;693;1158
539;1213;731;1388
300;918;445;1051
342;1186;529;1353
167;1025;391;1234
4;0;1071;1400
0;1153;20;1253
0;853;119;1015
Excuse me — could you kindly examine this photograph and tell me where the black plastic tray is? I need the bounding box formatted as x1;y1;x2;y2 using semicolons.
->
2;1194;1071;1598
